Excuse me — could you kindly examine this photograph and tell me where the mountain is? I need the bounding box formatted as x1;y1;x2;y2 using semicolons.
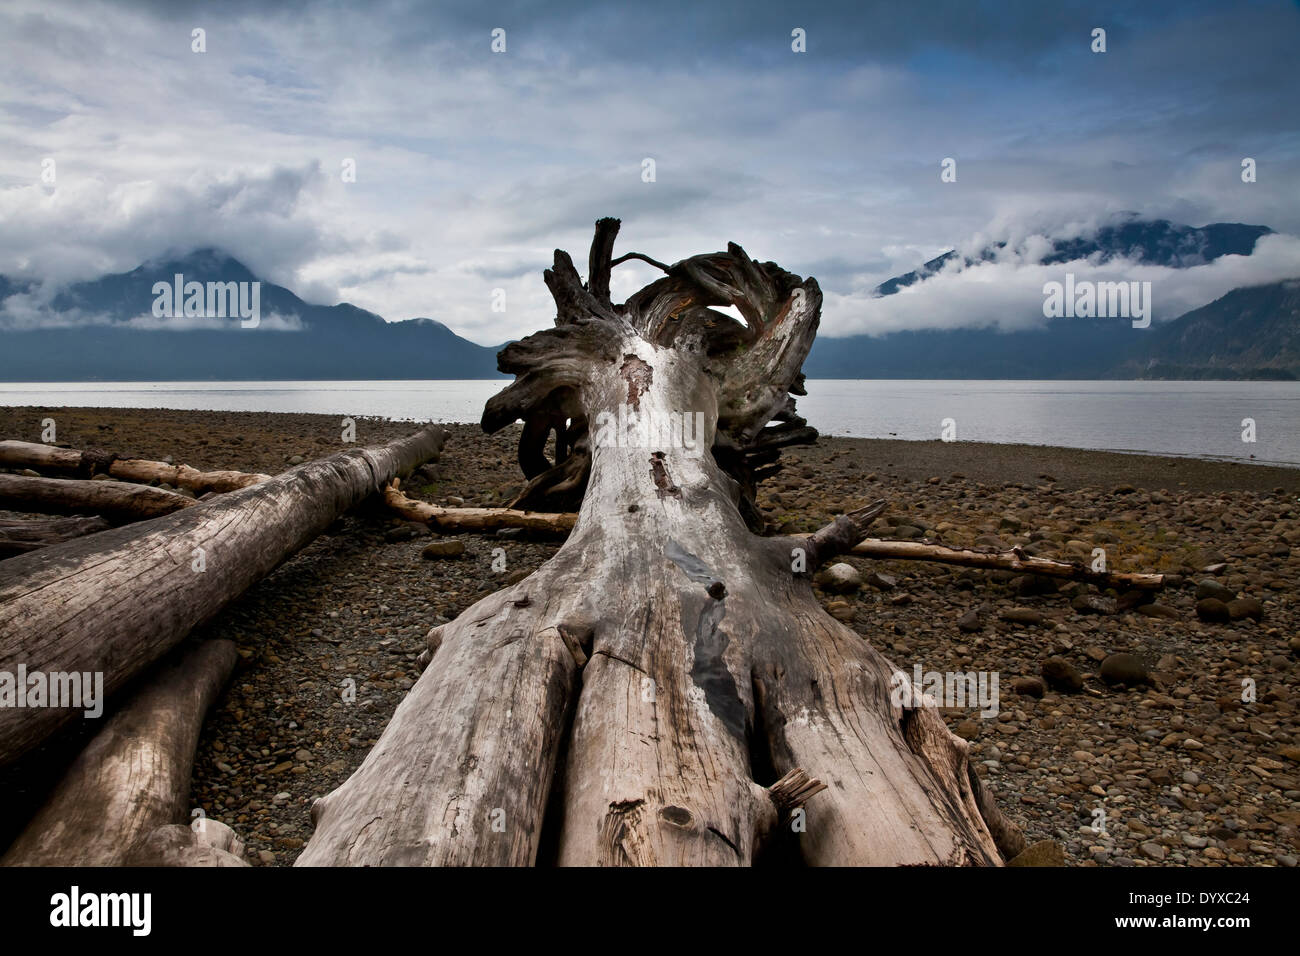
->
4;228;1293;382
0;249;506;381
803;218;1288;379
1118;279;1300;380
873;217;1272;296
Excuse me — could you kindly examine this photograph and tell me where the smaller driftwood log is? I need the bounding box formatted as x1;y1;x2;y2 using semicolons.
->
1;640;239;867
0;439;271;493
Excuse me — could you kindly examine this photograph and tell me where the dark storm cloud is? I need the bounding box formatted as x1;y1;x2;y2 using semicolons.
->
2;0;1296;341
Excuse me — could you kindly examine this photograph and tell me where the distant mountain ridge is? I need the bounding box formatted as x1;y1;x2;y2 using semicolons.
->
873;217;1273;296
804;217;1296;380
1120;279;1300;379
0;249;505;381
2;227;1295;381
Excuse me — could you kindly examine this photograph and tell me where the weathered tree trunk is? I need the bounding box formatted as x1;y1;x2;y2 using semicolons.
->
299;220;1021;867
0;473;195;520
0;439;271;493
1;640;237;866
0;424;446;765
0;516;111;557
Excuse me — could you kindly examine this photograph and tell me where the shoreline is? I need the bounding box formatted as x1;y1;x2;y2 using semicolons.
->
1;406;1297;494
0;406;1296;867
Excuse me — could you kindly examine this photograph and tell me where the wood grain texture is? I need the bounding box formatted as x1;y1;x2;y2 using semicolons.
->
0;516;111;557
0;473;195;520
0;439;271;493
298;221;1019;866
0;424;446;765
2;639;237;866
384;481;576;533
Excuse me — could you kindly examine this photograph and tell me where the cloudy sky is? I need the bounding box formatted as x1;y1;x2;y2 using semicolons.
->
1;0;1297;343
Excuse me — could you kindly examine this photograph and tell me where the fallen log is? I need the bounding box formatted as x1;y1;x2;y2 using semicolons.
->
1;640;237;866
0;441;106;475
300;219;1018;867
0;473;195;520
384;480;576;533
847;538;1165;590
108;460;270;494
0;439;271;493
0;516;112;557
0;423;446;765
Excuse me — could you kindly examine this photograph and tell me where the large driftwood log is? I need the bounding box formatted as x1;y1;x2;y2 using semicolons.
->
0;424;446;765
1;640;238;867
0;439;270;493
299;219;1020;867
0;516;111;557
0;473;195;520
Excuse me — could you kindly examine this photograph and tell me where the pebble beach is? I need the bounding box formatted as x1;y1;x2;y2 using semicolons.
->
1;406;1296;867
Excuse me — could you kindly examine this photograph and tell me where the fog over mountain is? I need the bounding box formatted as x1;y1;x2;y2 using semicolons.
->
2;215;1295;380
803;216;1300;379
0;250;504;381
2;0;1296;347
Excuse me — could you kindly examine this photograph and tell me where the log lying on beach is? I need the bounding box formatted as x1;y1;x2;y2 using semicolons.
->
384;480;576;533
0;516;112;557
109;460;270;494
0;441;108;475
0;473;195;521
1;640;238;867
300;220;1016;868
0;424;447;766
846;539;1165;589
0;439;271;493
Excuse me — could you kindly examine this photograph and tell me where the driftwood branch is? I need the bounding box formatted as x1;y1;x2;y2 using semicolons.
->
804;499;888;567
609;251;672;273
0;439;271;493
126;818;249;867
847;539;1165;590
384;481;576;533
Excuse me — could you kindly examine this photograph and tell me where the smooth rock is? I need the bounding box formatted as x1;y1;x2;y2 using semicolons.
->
1100;653;1150;686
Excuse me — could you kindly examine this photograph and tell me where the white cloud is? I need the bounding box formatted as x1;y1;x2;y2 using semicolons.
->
822;232;1300;337
0;0;1295;347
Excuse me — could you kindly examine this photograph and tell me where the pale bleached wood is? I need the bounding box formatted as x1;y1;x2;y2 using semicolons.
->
108;459;270;493
0;439;271;493
0;424;446;766
846;538;1165;589
2;639;237;866
298;221;1016;867
0;441;89;472
0;473;195;520
127;819;249;867
383;481;576;533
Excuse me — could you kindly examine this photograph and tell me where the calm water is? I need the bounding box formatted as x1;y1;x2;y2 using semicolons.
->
0;379;1296;466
